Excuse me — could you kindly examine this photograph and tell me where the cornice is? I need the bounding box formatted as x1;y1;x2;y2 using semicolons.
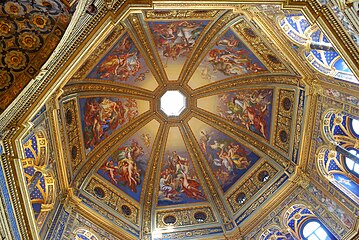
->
70;200;137;240
296;84;319;171
284;0;359;79
1;128;32;239
240;180;300;235
190;74;300;97
46;92;70;191
62;82;154;100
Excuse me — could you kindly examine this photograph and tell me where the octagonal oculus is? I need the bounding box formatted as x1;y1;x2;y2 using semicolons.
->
160;90;186;117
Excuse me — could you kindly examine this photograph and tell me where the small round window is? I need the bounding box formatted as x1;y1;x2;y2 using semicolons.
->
121;205;132;216
194;211;207;223
236;192;246;204
282;97;291;111
258;171;269;182
93;187;105;199
163;215;176;225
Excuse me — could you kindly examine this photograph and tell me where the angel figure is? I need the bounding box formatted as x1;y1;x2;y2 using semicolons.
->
141;133;151;148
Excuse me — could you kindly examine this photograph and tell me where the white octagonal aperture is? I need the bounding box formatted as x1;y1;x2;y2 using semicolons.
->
160;90;186;117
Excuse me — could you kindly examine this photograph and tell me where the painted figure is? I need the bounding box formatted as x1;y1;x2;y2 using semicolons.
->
218;89;272;139
95;34;146;82
83;98;138;150
179;170;205;200
199;30;266;82
99;139;145;194
158;151;205;205
199;129;257;190
150;21;206;62
141;133;151;148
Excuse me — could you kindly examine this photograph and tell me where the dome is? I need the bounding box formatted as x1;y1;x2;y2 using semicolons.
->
57;9;302;239
1;1;359;240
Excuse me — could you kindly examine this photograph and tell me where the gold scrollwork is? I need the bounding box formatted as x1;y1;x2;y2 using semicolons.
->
156;206;216;228
141;124;166;238
128;13;166;84
274;89;296;153
233;20;289;73
227;161;278;213
144;9;221;19
71;25;125;81
85;177;139;225
62;99;83;171
62;82;153;99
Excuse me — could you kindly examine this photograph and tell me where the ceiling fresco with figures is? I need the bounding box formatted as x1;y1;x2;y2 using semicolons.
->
11;2;359;239
56;8;304;239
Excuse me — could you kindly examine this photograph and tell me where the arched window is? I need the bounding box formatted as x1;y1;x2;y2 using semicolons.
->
320;111;359;202
344;148;359;176
301;219;336;240
279;14;358;84
349;118;359;138
283;204;337;239
22;131;55;227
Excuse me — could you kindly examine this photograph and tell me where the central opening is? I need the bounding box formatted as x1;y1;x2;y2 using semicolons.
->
160;90;186;117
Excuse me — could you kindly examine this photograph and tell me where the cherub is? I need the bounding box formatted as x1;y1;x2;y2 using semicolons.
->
141;133;151;148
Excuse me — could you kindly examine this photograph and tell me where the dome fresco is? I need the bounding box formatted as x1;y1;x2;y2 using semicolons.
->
148;20;210;80
57;9;302;239
1;1;358;240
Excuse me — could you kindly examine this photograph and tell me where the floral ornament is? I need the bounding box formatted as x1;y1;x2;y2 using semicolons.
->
4;50;28;71
58;13;71;25
4;2;25;17
38;0;63;15
31;14;51;31
0;71;14;91
0;20;15;38
18;32;42;51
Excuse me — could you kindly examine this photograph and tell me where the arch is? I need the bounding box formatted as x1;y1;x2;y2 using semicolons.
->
300;219;336;240
22;130;49;167
317;146;359;202
73;228;100;240
259;225;291;240
319;110;359;202
283;204;337;239
279;14;358;83
22;159;56;220
322;110;359;147
22;130;56;227
283;204;316;239
344;148;359;177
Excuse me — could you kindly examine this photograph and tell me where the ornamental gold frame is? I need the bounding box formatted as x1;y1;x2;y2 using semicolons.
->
0;0;359;239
